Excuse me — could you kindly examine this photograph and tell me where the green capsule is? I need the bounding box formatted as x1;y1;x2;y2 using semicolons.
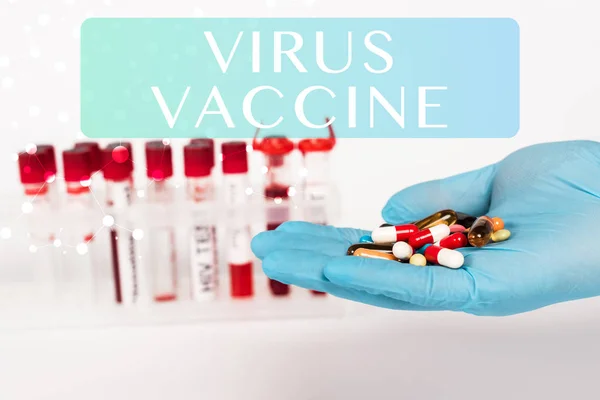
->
491;229;511;242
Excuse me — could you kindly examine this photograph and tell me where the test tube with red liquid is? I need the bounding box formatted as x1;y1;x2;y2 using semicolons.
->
298;120;336;296
60;147;96;303
253;131;294;296
222;141;253;298
184;140;218;301
102;142;147;305
18;148;57;297
145;141;178;302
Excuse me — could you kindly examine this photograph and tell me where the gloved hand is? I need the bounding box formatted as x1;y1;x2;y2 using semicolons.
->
251;140;600;316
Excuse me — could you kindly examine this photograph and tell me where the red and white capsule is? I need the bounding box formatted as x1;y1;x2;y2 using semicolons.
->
371;224;419;244
392;241;414;261
437;232;467;250
424;245;464;269
408;224;450;249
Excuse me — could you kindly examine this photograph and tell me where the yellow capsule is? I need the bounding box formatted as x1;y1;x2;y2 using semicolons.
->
491;217;504;232
467;216;494;247
414;209;458;230
409;253;427;266
353;248;397;261
491;229;511;242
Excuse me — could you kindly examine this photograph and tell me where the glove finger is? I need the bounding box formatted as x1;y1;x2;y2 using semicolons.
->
382;164;498;224
275;221;370;243
251;230;350;260
323;254;476;311
262;249;445;311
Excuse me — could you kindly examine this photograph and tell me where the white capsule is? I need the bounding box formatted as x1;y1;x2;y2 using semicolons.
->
392;241;413;261
430;224;451;243
425;245;464;269
371;226;396;243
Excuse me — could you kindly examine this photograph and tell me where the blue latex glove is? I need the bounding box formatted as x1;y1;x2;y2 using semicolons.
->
251;141;600;316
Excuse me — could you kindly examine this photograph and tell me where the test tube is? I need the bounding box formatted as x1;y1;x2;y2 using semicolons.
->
253;132;294;296
60;148;95;303
18;149;58;298
74;142;102;187
35;144;59;207
184;141;218;301
144;141;178;302
298;120;336;296
102;142;147;305
222;141;253;298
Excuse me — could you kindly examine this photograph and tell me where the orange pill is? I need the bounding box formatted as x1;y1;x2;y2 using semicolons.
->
353;248;397;261
491;217;504;232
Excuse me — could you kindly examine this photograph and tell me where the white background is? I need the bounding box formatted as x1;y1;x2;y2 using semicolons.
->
2;0;600;399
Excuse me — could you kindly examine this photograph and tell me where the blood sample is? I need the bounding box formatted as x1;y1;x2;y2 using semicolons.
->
392;241;413;261
299;120;336;295
424;245;464;269
253;131;295;296
184;141;218;301
18;150;57;297
222;141;253;298
102;142;147;305
61;148;96;303
438;232;467;250
371;224;419;244
408;224;451;249
467;216;494;247
413;209;457;230
145;141;178;303
353;248;397;261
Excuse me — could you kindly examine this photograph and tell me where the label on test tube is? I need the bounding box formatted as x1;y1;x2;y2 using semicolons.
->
114;227;146;304
223;175;249;207
150;227;177;302
190;225;218;301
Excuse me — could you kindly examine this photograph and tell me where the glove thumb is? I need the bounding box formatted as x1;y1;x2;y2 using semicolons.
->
382;164;497;224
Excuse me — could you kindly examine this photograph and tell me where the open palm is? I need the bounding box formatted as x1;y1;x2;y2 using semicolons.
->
252;141;600;316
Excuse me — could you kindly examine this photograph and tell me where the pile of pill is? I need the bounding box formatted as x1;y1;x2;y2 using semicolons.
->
347;210;511;269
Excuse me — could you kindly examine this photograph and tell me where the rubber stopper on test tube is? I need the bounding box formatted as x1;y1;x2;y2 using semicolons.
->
62;148;92;182
18;152;47;184
74;142;101;173
145;141;173;181
190;138;215;168
222;141;248;174
35;144;57;175
102;143;133;181
298;118;336;154
184;142;214;177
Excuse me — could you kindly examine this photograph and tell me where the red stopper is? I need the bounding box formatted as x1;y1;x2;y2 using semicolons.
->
36;144;57;174
75;142;101;172
221;141;248;174
62;148;92;182
252;127;294;156
184;142;214;178
18;152;47;184
298;117;336;154
145;141;173;181
102;142;133;181
190;138;215;168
